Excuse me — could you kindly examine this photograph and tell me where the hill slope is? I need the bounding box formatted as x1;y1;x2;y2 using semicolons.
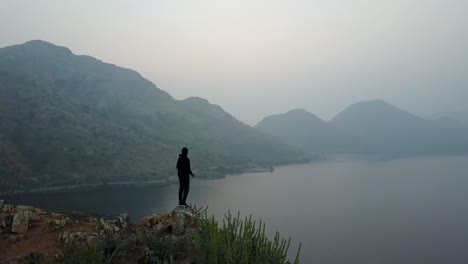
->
255;109;356;153
330;100;468;154
0;40;303;190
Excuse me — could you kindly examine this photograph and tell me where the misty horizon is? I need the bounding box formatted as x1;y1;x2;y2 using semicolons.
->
2;0;467;125
1;38;466;126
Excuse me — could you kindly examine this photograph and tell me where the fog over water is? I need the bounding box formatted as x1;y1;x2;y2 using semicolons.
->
7;155;468;264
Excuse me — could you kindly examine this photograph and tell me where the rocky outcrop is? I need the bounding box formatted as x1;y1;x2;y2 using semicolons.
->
11;205;41;234
0;204;41;234
0;203;198;263
59;231;98;251
11;211;32;234
172;206;195;235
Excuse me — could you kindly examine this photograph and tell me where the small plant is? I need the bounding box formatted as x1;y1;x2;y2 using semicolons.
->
99;230;123;260
58;247;104;264
192;207;301;264
57;235;104;264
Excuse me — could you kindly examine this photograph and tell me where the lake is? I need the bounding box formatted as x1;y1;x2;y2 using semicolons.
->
4;155;468;264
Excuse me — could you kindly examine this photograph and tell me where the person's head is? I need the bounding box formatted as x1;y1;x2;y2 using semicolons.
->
181;147;188;155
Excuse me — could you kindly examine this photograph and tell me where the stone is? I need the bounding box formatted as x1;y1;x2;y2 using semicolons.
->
172;207;194;235
49;219;67;227
60;232;88;249
120;213;130;223
16;205;35;212
33;207;44;214
51;213;64;219
96;218;121;235
116;214;129;229
11;210;31;234
0;214;14;228
2;204;14;213
25;211;39;222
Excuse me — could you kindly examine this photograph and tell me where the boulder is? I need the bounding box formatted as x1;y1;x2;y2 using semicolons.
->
2;204;14;213
11;210;31;234
172;207;195;235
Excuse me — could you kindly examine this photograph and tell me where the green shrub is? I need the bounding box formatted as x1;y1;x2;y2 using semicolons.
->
193;207;301;264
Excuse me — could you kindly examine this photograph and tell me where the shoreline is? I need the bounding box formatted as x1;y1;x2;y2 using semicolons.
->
0;178;176;195
0;162;305;196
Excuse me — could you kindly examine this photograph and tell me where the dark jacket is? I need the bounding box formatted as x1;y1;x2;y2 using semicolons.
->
177;154;193;177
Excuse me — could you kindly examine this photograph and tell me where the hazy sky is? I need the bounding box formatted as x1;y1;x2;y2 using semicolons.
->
1;0;467;124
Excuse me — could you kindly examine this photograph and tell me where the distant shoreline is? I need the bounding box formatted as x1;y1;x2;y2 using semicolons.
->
0;163;298;196
0;178;175;195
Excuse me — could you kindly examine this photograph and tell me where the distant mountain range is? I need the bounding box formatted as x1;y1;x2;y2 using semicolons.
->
0;40;304;190
255;109;357;153
428;110;468;127
257;100;468;156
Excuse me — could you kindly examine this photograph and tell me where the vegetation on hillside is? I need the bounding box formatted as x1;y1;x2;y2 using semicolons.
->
193;208;301;264
0;40;306;190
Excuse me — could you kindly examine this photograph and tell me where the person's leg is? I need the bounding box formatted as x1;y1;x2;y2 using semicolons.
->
178;175;184;205
182;177;190;204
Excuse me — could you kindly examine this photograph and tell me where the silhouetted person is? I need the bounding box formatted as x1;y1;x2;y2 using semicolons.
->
176;147;194;206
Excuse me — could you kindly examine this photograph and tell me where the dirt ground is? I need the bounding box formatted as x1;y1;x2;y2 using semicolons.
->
0;209;100;262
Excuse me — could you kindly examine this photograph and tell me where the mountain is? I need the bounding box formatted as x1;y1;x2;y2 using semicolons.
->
429;110;468;126
330;100;468;155
256;100;468;156
0;40;303;190
255;109;356;153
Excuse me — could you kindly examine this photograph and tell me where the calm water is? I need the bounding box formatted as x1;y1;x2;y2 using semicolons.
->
5;155;468;264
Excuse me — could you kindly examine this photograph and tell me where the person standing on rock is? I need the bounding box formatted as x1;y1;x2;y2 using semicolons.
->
176;147;195;207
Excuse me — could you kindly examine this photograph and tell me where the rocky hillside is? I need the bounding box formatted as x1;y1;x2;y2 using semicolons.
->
0;40;304;190
0;200;198;263
0;201;300;263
